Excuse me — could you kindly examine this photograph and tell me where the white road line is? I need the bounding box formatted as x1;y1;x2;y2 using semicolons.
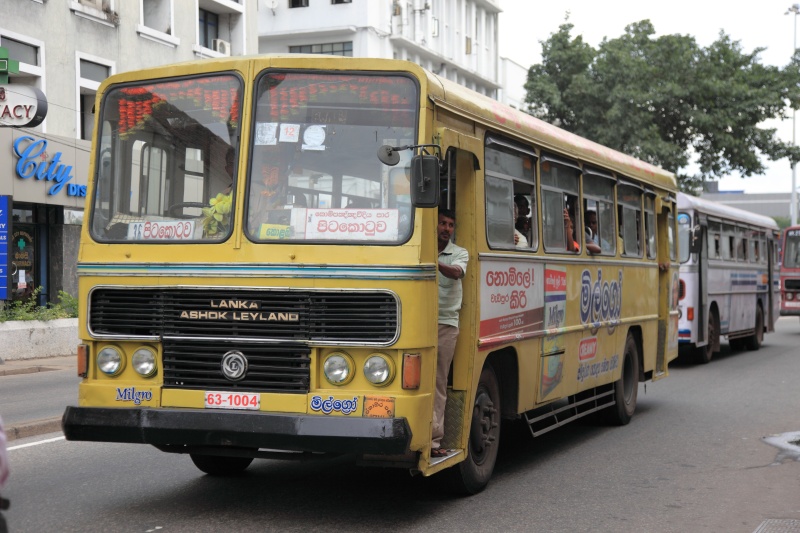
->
7;436;65;451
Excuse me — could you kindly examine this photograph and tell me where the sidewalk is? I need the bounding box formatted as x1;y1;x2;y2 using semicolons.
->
0;355;77;441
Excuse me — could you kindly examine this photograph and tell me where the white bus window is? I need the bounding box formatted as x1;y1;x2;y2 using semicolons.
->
677;212;691;263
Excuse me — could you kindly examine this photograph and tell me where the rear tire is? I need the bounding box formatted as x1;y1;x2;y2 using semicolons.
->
604;334;639;426
190;453;253;476
745;305;764;351
444;365;501;495
693;311;717;364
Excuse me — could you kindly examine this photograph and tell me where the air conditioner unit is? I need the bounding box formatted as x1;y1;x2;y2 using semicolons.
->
213;39;231;56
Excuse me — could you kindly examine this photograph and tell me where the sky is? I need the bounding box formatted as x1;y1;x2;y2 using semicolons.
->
498;0;799;194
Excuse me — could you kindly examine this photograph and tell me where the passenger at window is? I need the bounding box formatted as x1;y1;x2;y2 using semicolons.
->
249;149;307;228
564;207;579;252
514;202;528;248
584;210;602;254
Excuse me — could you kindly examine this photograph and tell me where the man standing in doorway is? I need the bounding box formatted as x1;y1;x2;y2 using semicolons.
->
432;208;469;457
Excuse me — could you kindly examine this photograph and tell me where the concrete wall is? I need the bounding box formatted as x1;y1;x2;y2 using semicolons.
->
0;318;78;361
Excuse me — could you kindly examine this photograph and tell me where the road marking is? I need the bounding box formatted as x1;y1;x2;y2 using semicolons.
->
7;436;65;451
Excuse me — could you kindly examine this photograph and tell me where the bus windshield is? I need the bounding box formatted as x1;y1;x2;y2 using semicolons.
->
89;71;419;245
784;229;800;268
246;72;418;244
678;212;691;263
91;74;243;242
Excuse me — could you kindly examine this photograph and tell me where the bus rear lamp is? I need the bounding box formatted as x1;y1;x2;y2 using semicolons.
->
364;354;395;386
323;352;354;385
132;348;157;377
687;307;694;321
77;344;89;378
97;346;125;376
402;353;421;390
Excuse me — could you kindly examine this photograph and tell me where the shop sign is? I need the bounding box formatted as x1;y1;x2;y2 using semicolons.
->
0;196;10;300
0;85;47;128
13;135;85;197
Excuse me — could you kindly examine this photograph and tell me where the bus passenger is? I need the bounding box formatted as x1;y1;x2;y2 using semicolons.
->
433;208;469;457
249;150;307;229
564;208;580;252
514;202;528;248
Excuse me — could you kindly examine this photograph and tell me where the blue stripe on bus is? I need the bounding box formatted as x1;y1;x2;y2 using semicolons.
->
77;263;436;280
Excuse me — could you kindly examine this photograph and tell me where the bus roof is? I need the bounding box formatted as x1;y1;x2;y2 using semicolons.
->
677;192;779;230
100;54;677;192
424;72;677;192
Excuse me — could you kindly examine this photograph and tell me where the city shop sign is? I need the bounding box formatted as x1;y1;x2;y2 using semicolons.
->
0;85;47;128
13;135;86;197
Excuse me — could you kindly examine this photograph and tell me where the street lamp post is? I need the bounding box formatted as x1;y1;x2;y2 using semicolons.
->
788;4;800;226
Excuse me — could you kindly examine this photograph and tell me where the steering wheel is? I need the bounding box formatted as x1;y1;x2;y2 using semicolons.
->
585;226;594;242
168;202;207;218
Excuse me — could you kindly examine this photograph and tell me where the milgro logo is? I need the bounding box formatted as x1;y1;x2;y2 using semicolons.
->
115;387;153;405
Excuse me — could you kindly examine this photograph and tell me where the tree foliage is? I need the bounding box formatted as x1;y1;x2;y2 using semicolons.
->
524;20;800;192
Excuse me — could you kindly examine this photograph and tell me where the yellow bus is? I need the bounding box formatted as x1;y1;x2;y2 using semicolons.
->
62;55;679;494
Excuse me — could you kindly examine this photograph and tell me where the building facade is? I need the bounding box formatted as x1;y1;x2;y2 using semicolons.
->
258;0;503;98
1;0;258;304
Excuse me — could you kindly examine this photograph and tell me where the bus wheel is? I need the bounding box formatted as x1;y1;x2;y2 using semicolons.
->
693;312;717;364
745;305;764;351
604;334;639;426
446;365;501;495
190;453;254;476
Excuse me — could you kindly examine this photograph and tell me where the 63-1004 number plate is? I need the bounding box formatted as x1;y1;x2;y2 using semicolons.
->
204;391;260;410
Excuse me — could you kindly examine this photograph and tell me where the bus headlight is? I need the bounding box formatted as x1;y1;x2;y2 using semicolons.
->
323;352;354;385
364;354;395;386
132;347;157;377
97;346;125;376
787;293;794;301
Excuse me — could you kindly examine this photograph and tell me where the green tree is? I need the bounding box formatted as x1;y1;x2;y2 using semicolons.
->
525;20;800;192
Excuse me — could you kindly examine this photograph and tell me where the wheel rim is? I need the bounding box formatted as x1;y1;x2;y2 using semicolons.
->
470;387;498;465
707;315;716;357
756;309;763;344
622;350;635;404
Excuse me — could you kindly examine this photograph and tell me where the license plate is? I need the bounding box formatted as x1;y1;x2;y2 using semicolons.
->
204;391;260;410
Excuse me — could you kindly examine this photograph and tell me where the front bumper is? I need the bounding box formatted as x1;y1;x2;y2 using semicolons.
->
62;406;411;455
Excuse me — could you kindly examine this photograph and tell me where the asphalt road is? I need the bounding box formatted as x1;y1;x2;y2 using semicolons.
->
2;320;800;532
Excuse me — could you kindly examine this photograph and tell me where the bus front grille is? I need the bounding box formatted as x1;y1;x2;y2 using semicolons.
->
162;340;310;393
88;287;399;344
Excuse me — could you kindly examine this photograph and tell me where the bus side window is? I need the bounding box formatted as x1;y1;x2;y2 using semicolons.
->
541;157;580;253
617;183;642;257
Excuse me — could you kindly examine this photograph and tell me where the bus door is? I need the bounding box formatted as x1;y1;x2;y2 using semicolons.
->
767;237;777;332
695;220;709;346
655;197;676;377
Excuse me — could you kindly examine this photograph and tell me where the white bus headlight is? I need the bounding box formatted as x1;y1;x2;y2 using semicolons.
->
323;352;354;385
132;348;157;377
97;346;125;376
364;354;395;386
787;292;795;301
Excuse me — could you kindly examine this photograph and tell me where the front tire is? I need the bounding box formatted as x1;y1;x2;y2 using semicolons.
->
445;365;501;495
190;453;253;476
604;334;639;426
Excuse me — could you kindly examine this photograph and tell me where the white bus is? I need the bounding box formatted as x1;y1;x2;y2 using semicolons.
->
677;193;780;363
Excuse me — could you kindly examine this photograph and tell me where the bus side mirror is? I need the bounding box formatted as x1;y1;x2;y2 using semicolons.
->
410;154;440;208
689;225;704;254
